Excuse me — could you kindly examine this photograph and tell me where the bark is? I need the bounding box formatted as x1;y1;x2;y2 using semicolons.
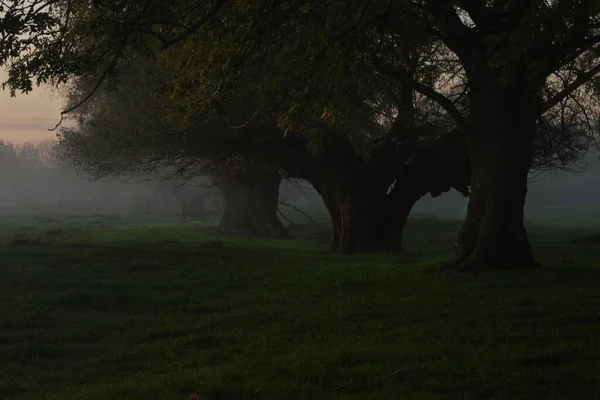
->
310;129;470;255
218;171;290;239
315;179;419;254
444;88;543;272
218;185;250;230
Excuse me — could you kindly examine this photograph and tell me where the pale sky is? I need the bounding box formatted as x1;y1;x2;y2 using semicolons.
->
0;71;65;144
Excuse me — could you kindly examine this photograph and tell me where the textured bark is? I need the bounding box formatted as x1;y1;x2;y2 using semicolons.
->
218;185;251;230
315;179;418;254
444;88;542;271
218;171;290;239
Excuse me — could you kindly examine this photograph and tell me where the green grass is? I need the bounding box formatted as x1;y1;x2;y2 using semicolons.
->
1;209;600;399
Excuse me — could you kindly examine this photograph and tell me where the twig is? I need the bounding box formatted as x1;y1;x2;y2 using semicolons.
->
277;208;296;227
278;200;317;225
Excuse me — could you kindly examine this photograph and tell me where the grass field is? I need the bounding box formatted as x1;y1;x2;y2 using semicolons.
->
1;207;600;399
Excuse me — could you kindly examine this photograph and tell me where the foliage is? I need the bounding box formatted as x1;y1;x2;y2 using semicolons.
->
3;2;600;110
2;1;596;172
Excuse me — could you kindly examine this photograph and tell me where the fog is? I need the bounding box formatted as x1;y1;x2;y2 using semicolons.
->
0;138;324;218
412;151;600;220
0;139;222;216
2;138;599;221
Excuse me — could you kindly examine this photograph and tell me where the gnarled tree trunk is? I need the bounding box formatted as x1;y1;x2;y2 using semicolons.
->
314;178;420;254
218;170;290;239
445;88;542;271
311;129;470;255
218;185;251;230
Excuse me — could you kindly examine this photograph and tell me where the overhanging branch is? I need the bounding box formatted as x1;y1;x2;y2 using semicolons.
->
371;55;468;131
154;0;228;48
541;62;600;114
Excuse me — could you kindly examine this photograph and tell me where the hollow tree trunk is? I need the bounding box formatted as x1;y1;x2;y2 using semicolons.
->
316;181;417;254
218;171;290;239
446;90;542;272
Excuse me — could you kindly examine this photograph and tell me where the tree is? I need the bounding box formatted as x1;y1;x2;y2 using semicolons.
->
167;0;598;264
182;107;470;254
152;175;215;220
52;46;470;252
387;1;600;271
138;0;597;256
139;5;473;254
57;62;294;238
215;159;291;239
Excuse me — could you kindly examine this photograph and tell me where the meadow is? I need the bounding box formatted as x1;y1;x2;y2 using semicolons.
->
1;206;600;399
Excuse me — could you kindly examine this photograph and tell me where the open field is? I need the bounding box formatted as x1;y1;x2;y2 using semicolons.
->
1;207;600;399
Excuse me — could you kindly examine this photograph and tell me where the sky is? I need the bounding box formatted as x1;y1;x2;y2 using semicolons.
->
0;71;64;144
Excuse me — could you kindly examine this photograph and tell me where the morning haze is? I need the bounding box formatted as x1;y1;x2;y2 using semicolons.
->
0;71;62;144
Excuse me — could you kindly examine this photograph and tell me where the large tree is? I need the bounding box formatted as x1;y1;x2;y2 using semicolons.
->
56;59;295;239
390;1;600;271
213;159;290;239
58;53;471;252
154;0;598;265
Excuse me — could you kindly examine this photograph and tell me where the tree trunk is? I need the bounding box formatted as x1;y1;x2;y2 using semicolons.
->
218;185;252;230
316;182;417;254
218;171;290;239
445;90;542;272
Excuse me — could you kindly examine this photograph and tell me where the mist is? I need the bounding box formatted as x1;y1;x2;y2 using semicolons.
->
3;136;600;225
411;151;600;222
0;138;223;216
0;138;331;223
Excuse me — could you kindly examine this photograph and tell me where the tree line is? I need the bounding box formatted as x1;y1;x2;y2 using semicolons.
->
0;139;149;211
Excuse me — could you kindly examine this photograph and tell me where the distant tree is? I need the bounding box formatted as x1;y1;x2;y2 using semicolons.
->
213;159;291;239
55;57;296;238
152;175;213;220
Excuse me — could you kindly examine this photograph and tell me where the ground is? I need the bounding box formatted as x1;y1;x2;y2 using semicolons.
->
1;207;600;399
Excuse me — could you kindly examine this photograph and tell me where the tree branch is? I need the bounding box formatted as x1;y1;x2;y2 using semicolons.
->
158;0;228;48
541;62;600;114
371;55;468;131
48;51;121;131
